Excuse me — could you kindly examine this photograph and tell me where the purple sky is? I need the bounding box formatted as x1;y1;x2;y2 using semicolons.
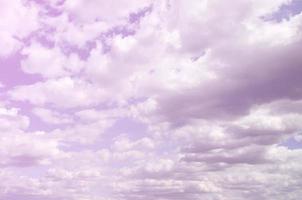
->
0;0;302;200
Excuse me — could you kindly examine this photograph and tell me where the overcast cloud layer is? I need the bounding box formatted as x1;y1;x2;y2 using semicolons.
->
1;0;302;199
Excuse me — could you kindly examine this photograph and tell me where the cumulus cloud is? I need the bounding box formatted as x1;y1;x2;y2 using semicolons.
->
21;41;84;78
0;106;29;131
0;0;302;199
0;0;39;57
0;133;61;167
9;77;107;108
32;107;73;124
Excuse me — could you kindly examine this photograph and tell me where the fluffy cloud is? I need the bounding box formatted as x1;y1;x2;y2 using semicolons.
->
1;0;302;199
9;77;107;108
0;105;63;167
0;133;61;167
21;42;84;78
32;107;73;124
0;0;39;56
0;106;29;131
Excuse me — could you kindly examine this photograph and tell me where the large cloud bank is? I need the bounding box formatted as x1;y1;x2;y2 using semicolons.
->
0;0;302;199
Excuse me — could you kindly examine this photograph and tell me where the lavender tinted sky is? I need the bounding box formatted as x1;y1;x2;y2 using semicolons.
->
0;0;302;200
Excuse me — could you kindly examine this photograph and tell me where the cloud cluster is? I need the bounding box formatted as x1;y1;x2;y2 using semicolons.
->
0;0;302;199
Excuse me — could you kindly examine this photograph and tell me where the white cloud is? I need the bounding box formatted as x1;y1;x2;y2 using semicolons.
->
0;0;39;57
1;0;302;199
0;106;29;131
33;107;73;124
10;77;107;108
0;133;61;167
51;119;114;144
21;42;84;78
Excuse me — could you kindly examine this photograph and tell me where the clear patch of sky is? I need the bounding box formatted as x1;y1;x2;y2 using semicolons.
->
263;0;302;22
0;54;41;88
280;137;302;149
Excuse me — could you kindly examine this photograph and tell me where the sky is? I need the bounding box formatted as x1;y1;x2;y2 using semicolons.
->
0;0;302;199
